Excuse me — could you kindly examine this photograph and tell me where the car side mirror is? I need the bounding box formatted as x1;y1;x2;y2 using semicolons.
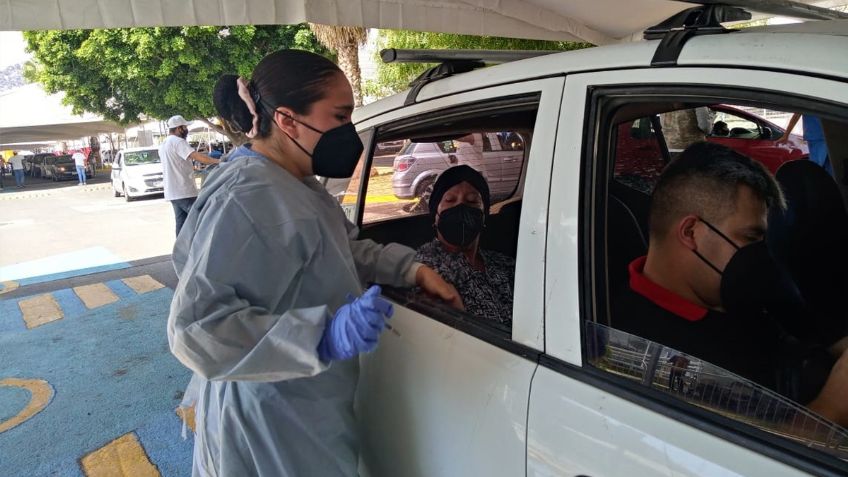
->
448;154;458;165
761;127;773;139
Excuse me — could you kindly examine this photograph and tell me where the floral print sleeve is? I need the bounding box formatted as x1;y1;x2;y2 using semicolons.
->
415;239;515;327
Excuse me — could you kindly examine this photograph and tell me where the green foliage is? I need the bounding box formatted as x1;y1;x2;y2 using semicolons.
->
364;30;592;99
23;25;330;125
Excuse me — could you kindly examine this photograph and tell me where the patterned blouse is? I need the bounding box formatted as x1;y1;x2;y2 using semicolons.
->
415;239;515;327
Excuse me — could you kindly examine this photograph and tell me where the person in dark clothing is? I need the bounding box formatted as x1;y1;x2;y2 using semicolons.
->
611;141;848;427
415;165;515;327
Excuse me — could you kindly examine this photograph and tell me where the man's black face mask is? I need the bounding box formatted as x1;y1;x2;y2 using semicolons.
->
693;217;800;317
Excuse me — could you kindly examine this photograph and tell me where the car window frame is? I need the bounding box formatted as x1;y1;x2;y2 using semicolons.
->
571;81;848;475
352;78;566;352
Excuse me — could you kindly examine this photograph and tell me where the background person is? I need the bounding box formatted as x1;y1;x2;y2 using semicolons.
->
778;113;832;175
8;151;25;188
159;115;220;236
416;165;515;327
168;49;461;477
612;141;848;426
72;150;87;185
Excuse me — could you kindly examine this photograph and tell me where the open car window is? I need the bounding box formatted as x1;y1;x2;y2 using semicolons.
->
335;93;541;337
590;90;848;465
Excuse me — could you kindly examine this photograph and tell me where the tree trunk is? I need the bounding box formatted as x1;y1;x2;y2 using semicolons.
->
336;43;363;107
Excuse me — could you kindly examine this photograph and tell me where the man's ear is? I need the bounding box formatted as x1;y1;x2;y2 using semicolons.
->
273;107;299;139
676;214;700;251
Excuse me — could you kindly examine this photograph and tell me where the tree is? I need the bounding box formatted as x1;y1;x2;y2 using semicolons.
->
23;25;330;144
364;30;592;99
308;24;367;106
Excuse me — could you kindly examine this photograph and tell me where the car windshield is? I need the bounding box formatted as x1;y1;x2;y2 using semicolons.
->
55;156;74;164
397;141;416;155
124;150;160;165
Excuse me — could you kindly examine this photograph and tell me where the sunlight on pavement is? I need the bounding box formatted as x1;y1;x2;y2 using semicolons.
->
0;246;129;283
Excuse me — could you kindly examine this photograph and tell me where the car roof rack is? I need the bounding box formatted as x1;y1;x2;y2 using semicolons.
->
380;49;558;106
646;1;848;67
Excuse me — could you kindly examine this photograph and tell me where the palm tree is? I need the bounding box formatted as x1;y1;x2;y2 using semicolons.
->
308;24;367;106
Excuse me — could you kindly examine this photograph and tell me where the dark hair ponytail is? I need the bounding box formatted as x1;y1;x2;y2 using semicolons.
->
213;50;342;139
213;74;256;136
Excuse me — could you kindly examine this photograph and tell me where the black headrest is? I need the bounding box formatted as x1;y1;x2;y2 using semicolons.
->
767;160;848;344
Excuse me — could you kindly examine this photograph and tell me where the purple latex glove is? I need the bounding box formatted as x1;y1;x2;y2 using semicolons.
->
317;285;394;362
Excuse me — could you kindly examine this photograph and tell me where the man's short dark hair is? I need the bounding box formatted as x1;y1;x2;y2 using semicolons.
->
649;141;785;240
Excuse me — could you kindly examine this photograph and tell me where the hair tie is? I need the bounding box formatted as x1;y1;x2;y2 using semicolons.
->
236;77;259;138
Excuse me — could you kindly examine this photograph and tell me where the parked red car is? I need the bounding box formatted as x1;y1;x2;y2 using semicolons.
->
615;106;809;186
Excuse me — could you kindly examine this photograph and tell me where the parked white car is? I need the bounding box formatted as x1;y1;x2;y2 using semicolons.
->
331;8;848;477
110;147;164;201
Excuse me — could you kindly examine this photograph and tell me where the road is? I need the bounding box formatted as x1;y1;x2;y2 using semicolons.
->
1;172;174;274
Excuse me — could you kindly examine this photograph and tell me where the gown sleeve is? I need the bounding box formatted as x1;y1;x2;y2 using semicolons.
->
168;197;330;382
344;216;418;288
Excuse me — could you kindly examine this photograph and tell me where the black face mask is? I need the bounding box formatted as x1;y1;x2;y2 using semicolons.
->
437;204;485;248
693;218;800;317
277;113;363;178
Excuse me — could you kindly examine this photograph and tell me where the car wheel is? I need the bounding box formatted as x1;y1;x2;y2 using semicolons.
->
415;175;435;199
123;183;133;202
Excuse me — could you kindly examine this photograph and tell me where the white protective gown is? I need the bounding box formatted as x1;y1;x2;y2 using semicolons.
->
168;145;416;477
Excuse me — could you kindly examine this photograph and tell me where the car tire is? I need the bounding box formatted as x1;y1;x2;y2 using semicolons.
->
123;183;133;202
415;175;435;199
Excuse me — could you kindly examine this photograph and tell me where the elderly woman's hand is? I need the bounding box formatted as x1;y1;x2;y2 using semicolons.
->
415;265;464;311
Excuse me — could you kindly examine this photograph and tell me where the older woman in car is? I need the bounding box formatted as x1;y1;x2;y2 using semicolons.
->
415;165;516;327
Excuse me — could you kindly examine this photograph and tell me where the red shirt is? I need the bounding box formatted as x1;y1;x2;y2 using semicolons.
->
628;256;707;321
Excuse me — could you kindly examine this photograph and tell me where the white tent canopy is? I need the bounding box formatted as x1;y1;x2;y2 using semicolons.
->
1;0;845;45
0;83;125;148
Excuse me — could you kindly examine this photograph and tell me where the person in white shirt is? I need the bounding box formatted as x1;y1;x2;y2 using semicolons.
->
72;151;87;185
8;151;25;188
159;115;220;236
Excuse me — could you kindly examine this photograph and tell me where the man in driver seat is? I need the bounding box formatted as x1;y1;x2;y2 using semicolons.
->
612;141;848;426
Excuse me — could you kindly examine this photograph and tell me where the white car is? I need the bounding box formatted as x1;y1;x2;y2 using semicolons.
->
110;147;164;201
332;8;848;477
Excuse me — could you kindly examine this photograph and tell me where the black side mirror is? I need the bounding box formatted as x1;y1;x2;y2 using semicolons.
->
761;127;773;139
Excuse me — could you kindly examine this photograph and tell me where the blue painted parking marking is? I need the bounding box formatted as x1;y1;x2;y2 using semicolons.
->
0;298;25;332
51;289;88;320
0;281;192;476
105;279;140;301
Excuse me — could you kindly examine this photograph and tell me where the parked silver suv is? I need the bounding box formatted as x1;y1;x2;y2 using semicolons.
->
390;131;525;201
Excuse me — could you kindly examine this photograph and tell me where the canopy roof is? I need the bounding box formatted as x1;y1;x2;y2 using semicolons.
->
0;0;845;45
0;84;124;148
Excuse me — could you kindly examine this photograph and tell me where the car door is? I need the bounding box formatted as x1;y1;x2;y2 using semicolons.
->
528;67;848;476
353;78;564;477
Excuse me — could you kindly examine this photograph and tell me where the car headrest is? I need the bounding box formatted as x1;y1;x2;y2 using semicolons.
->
767;159;848;344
